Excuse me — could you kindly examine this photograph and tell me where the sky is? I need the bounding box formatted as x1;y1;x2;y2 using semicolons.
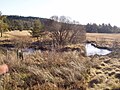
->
0;0;120;26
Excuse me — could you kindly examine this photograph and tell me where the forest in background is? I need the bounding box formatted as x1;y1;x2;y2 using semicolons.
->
3;15;120;33
85;23;120;33
4;15;50;31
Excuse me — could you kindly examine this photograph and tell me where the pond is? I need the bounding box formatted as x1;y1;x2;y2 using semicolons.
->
22;48;35;55
85;43;111;56
17;43;112;56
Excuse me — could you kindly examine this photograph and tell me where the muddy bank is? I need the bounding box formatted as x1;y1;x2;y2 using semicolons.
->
86;41;114;51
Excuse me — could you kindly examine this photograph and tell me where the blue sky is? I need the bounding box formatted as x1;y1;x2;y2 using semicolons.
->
0;0;120;26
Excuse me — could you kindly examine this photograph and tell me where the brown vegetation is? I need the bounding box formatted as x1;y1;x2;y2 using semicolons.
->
88;54;120;90
46;16;86;46
86;33;120;49
0;28;120;90
0;50;93;90
0;48;120;90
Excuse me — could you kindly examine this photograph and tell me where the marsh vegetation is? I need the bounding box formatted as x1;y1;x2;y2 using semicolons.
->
0;13;120;90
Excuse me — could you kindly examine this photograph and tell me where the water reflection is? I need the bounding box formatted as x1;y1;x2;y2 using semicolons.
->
86;43;111;56
23;43;111;56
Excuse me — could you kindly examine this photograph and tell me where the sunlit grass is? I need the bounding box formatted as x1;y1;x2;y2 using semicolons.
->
0;50;93;90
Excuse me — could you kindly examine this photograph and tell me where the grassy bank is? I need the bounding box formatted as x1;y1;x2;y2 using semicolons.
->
0;50;93;90
0;49;120;90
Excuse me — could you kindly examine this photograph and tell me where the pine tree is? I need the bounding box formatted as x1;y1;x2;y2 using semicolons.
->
30;19;44;40
0;12;8;37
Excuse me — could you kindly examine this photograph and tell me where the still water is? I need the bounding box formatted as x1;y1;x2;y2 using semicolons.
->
23;43;111;56
86;43;111;56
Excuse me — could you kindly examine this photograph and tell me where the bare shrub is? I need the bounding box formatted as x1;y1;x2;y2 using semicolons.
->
46;16;86;47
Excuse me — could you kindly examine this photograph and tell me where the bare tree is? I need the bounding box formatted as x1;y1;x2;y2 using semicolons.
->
48;16;86;47
50;15;58;21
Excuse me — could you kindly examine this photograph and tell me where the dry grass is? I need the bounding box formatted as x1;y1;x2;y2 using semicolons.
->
0;30;30;41
86;33;120;48
0;50;119;90
0;50;94;90
5;30;31;37
86;33;120;41
88;55;120;90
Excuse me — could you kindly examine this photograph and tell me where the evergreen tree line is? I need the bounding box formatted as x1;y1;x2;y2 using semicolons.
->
3;15;120;33
4;15;51;31
85;23;120;33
